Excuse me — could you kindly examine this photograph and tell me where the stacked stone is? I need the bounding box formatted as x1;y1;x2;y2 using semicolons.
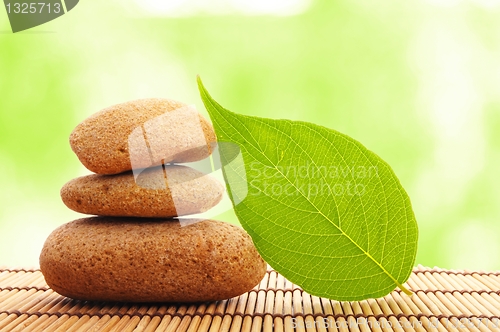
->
40;99;266;303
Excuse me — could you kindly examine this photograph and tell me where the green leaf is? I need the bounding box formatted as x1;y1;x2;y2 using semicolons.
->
197;77;418;301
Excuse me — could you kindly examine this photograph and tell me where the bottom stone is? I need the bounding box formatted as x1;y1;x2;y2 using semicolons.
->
39;217;267;302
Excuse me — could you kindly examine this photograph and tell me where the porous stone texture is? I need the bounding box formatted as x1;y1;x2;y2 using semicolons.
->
60;165;224;218
70;98;217;175
39;217;267;303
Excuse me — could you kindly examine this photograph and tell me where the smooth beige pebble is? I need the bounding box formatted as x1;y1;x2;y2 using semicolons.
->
40;217;267;302
61;165;224;218
70;98;216;174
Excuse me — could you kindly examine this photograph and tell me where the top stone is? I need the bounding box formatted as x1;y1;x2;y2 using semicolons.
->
70;98;217;175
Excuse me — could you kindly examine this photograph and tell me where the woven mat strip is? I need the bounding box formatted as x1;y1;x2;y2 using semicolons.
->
0;266;499;332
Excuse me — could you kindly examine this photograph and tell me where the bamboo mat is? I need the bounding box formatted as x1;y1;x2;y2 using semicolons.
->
0;266;499;332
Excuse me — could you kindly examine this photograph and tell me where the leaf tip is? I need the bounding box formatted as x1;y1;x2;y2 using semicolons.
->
196;75;207;97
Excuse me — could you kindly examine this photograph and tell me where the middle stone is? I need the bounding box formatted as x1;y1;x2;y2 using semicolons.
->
61;165;225;218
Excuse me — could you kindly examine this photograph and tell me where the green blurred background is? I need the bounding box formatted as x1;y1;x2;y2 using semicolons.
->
1;0;500;269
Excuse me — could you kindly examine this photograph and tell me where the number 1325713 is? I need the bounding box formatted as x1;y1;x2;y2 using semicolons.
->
5;3;62;14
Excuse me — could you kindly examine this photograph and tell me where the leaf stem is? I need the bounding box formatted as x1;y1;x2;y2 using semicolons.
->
398;284;413;296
